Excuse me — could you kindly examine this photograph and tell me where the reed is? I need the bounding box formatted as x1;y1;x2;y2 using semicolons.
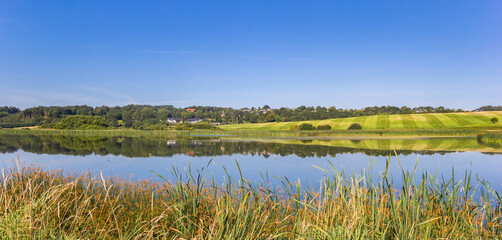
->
1;156;501;239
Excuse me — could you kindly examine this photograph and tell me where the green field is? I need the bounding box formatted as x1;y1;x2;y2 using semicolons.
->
220;111;502;131
240;136;502;153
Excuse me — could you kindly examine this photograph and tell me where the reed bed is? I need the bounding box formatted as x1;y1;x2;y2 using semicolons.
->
1;157;501;239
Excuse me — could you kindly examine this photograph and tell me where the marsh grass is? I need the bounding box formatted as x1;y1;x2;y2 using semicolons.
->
1;156;501;239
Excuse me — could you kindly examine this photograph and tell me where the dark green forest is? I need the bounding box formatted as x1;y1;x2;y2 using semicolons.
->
0;105;500;129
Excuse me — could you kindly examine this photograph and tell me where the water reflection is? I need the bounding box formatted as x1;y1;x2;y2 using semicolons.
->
1;134;502;193
0;134;500;158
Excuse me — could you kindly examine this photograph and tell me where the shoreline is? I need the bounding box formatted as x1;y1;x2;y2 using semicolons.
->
0;128;496;138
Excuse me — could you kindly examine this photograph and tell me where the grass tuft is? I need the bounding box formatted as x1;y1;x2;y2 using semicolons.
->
1;156;501;239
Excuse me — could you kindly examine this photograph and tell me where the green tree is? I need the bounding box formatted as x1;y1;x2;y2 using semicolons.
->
347;123;362;130
265;112;276;122
316;124;332;130
491;117;499;124
298;123;315;130
55;115;109;129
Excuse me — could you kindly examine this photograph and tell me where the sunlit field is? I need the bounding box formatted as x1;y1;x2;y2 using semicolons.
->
220;111;502;131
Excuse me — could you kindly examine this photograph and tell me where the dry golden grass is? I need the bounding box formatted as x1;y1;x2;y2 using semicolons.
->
1;157;501;239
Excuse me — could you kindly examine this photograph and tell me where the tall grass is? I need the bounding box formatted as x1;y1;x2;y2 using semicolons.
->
1;157;501;239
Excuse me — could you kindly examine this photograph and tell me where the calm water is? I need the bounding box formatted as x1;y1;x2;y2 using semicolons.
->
1;134;501;191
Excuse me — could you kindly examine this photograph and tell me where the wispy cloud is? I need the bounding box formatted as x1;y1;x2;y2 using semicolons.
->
238;56;309;61
0;89;98;109
143;50;199;55
81;87;138;105
143;100;197;107
167;100;196;104
288;57;309;61
238;56;272;60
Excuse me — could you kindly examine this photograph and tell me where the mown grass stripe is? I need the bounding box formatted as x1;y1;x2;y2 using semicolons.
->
425;115;447;128
412;115;434;128
361;115;379;129
387;115;401;129
444;114;475;126
461;113;492;124
376;115;390;129
219;111;502;131
399;115;418;129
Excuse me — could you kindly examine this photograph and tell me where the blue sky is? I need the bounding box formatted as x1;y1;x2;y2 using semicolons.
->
1;1;501;109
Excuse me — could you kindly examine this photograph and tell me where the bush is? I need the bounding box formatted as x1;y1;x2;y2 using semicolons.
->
491;117;499;124
132;121;144;130
54;115;109;130
316;125;332;130
298;123;315;130
347;123;362;130
175;123;193;130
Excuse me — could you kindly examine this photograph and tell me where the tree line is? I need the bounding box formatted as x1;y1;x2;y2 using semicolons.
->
0;104;500;129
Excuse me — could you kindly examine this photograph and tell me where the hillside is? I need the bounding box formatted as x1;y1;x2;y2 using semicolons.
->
238;137;502;153
220;111;502;131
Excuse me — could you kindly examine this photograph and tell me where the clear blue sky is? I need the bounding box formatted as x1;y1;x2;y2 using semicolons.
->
1;1;501;109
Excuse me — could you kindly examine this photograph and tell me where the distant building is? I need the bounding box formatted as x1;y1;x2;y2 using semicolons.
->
187;118;204;123
166;140;177;146
186;108;196;112
167;117;205;124
167;118;182;123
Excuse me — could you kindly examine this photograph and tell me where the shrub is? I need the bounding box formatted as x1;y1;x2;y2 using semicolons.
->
54;115;109;130
175;123;193;130
491;117;499;124
347;123;362;130
132;121;144;130
316;125;332;130
298;123;315;130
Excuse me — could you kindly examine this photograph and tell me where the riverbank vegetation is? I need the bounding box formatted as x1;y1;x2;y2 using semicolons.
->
1;158;501;239
1;111;502;139
1;104;502;129
0;128;498;139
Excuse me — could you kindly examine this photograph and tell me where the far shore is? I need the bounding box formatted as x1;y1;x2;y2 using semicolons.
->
0;127;497;139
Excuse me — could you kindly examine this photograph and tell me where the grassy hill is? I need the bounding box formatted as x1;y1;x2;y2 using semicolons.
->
238;137;502;153
220;111;502;131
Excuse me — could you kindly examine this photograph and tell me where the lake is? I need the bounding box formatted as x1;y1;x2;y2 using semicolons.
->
1;134;501;191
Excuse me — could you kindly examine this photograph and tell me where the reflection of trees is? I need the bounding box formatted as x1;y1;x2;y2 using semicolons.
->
477;134;502;151
0;134;497;158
